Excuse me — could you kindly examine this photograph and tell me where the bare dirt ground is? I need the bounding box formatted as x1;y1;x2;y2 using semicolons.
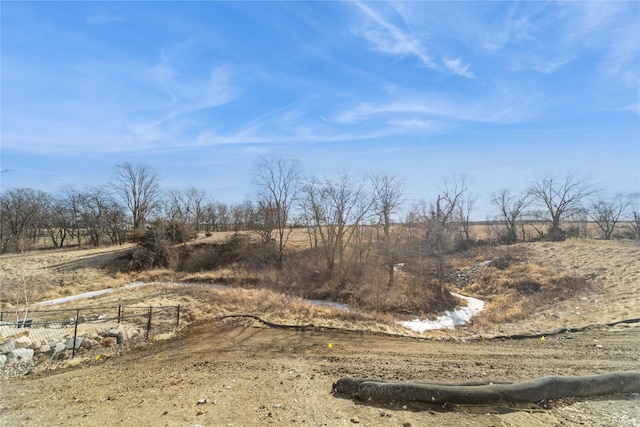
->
1;320;638;426
1;238;639;426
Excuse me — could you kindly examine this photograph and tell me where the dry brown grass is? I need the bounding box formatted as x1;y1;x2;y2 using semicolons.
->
20;282;413;336
2;231;637;337
465;238;639;335
0;245;136;310
467;262;588;325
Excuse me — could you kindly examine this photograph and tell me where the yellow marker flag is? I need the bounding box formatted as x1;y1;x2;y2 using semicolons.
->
327;343;333;349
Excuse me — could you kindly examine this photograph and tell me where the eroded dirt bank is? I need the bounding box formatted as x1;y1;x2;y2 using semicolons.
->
1;319;639;427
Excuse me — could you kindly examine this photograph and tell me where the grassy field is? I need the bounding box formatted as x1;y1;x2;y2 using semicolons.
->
1;230;638;337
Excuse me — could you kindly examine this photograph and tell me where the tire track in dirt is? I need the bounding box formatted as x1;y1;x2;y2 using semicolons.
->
2;318;638;426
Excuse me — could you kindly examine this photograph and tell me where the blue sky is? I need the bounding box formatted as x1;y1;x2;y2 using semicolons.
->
2;1;639;219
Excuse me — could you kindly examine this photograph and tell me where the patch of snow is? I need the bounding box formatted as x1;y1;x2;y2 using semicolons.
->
476;260;494;267
305;299;349;310
398;292;485;333
33;281;349;310
34;282;149;306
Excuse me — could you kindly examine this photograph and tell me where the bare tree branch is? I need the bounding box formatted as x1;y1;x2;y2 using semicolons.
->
528;173;594;241
491;189;530;243
112;162;160;230
252;155;302;266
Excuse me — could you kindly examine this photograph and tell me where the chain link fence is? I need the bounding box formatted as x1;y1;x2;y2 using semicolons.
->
0;305;180;370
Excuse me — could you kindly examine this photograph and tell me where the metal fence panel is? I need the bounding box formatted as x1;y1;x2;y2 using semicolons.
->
0;305;180;366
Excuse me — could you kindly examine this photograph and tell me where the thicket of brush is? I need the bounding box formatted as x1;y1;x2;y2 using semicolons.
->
119;224;592;322
121;226;460;315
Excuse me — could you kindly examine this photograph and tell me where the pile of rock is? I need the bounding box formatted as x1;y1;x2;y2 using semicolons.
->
451;260;495;288
0;324;147;377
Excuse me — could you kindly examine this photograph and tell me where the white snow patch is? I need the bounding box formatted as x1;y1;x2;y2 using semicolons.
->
33;281;350;310
398;292;485;333
34;282;149;306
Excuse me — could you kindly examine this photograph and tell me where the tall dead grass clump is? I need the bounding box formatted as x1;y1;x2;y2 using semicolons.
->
178;234;250;272
134;268;183;283
467;261;590;324
155;284;401;330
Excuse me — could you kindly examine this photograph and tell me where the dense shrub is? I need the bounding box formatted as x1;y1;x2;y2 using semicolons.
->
178;236;244;272
131;227;178;270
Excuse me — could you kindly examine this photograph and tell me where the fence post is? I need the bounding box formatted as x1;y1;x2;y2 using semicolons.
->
146;306;153;341
0;311;3;322
176;305;180;329
72;309;80;358
117;305;122;324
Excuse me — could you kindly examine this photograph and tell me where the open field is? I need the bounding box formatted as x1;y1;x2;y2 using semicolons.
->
2;232;638;336
0;236;639;426
0;244;135;303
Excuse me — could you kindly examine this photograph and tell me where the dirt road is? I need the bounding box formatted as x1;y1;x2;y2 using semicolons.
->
1;318;638;426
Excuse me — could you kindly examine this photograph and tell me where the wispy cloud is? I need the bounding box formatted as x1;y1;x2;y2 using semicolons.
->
353;1;436;69
480;2;638;82
529;54;577;74
385;119;431;129
330;93;534;127
3;1;637;160
3;43;240;155
443;58;474;78
85;9;124;25
576;3;640;86
352;1;476;79
133;60;238;137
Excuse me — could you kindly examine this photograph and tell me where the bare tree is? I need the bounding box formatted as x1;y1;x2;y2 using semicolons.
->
104;199;128;245
0;188;49;253
216;203;231;232
166;187;208;232
43;194;72;248
4;273;44;325
185;187;208;233
522;209;548;241
244;199;274;243
491;189;530;243
625;192;640;239
252;155;302;266
371;173;404;286
628;211;640;239
112;162;160;230
434;176;470;225
456;191;477;245
61;188;85;247
201;200;230;234
419;176;470;285
298;178;323;250
79;186;120;247
230;203;247;233
430;176;470;246
528;173;594;241
163;187;208;242
588;192;635;240
300;174;373;275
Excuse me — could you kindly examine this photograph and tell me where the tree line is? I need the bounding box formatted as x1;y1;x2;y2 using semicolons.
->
1;158;639;262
